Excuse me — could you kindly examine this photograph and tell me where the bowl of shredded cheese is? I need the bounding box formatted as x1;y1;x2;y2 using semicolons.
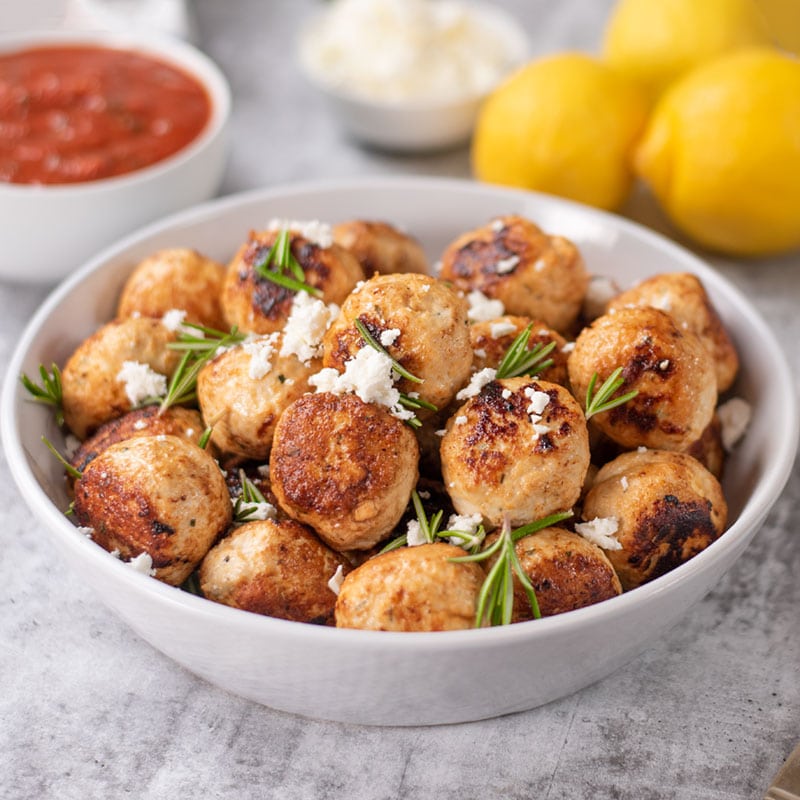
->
297;0;530;151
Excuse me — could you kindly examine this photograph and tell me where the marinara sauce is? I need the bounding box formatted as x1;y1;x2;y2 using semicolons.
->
0;45;211;185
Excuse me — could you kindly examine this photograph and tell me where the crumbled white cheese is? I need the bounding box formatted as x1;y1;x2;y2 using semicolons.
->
583;275;618;320
659;359;670;371
532;422;551;436
456;367;497;400
561;341;575;353
243;333;281;380
110;549;121;559
232;497;277;521
524;387;550;416
501;388;512;400
575;517;622;550
266;218;333;248
455;415;468;425
417;490;431;499
533;258;547;272
351;280;365;294
127;552;157;576
327;564;345;595
717;397;752;452
446;512;484;550
280;292;339;364
473;348;487;359
435;429;447;437
161;308;188;332
406;519;427;547
380;328;401;347
651;292;673;312
116;361;167;406
490;321;517;339
76;526;94;538
637;446;648;453
490;218;505;233
257;464;270;476
467;290;505;323
64;433;81;457
495;255;520;275
620;475;629;492
132;419;148;431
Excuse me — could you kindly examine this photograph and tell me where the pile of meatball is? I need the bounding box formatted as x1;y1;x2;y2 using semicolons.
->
57;213;739;631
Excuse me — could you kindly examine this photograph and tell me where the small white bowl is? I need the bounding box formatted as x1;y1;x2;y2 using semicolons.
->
0;30;231;285
2;177;797;726
297;1;529;152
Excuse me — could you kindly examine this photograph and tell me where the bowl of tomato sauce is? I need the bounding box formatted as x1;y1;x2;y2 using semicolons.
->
0;30;231;284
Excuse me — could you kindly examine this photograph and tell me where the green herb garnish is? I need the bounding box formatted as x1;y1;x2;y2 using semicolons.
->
584;367;639;419
42;435;82;481
232;469;273;523
253;227;322;297
20;364;64;426
495;324;557;380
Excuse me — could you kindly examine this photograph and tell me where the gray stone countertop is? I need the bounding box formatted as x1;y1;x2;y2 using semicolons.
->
1;1;798;798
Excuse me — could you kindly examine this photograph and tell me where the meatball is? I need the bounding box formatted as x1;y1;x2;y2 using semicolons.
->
196;332;320;460
685;413;725;479
221;227;364;334
199;518;350;624
438;214;589;332
61;316;181;439
485;526;622;620
470;314;569;386
567;306;717;451
335;543;485;631
580;449;727;590
270;392;419;551
332;219;429;276
73;435;232;586
323;273;473;413
607;272;739;392
70;406;207;475
116;248;227;329
440;378;590;528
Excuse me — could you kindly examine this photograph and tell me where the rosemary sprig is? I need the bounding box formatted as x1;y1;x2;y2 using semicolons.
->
232;469;275;523
495;324;557;380
20;364;64;426
42;435;82;481
451;510;573;627
584;367;639;419
253;227;322;297
354;318;422;384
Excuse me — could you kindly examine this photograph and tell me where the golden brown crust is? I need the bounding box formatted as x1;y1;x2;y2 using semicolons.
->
322;272;473;413
607;272;739;393
61;316;181;439
116;248;227;329
73;435;232;586
270;392;419;550
335;543;484;631
438;214;589;332
567;306;717;451
469;314;569;385
440;378;590;528
581;449;727;590
199;518;349;624
221;229;364;334
332;220;429;276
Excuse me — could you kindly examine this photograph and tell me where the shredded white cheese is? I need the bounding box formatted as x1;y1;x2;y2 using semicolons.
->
718;397;752;452
490;320;517;339
243;333;281;380
266;218;333;248
116;361;167;406
280;292;339;364
127;552;157;576
467;290;504;323
327;564;345;595
575;517;622;551
456;367;496;400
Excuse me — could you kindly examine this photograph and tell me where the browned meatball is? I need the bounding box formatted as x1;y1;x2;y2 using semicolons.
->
438;214;589;332
684;414;725;479
322;273;473;413
470;314;569;385
567;306;717;451
332;220;429;276
196;333;320;460
199;518;350;624
69;406;207;476
270;392;419;551
116;248;227;329
485;526;622;620
580;449;727;590
607;272;739;393
440;378;590;528
73;435;232;586
221;227;364;334
335;543;484;631
61;317;181;439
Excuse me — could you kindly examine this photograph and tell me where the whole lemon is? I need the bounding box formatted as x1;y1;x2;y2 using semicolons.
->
472;53;647;211
603;0;773;102
635;47;800;257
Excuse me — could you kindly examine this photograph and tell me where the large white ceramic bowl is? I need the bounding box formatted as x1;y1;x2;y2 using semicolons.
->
2;177;797;726
0;30;231;285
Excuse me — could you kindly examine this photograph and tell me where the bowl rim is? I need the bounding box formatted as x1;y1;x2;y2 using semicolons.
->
296;0;531;110
2;175;797;652
0;29;232;194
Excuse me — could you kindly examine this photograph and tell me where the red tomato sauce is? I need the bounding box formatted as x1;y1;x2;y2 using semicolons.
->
0;45;212;185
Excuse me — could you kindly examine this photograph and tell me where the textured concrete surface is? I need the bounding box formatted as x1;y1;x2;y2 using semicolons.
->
1;2;798;798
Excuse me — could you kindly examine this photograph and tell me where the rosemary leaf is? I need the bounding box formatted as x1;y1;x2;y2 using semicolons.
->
584;367;639;419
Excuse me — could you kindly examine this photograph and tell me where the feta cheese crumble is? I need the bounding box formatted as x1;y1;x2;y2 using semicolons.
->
116;361;167;406
455;415;468;425
524;387;550;417
575;517;622;550
266;218;333;248
243;333;281;380
76;526;94;538
406;519;427;547
232;496;277;521
456;367;496;400
280;292;339;364
327;564;345;595
127;552;157;576
490;321;517;339
717;397;752;452
161;308;189;332
467;290;505;323
495;255;520;275
379;328;401;347
620;475;629;492
446;512;484;550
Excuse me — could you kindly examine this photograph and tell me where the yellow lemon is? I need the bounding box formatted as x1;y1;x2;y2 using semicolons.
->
603;0;773;102
755;0;800;54
472;53;648;211
635;47;800;257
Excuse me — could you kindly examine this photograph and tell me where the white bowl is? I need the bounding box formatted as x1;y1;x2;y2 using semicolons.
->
297;1;529;152
0;30;231;285
2;177;797;726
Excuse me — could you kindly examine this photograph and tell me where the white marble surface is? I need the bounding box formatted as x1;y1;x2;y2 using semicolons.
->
1;1;799;798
